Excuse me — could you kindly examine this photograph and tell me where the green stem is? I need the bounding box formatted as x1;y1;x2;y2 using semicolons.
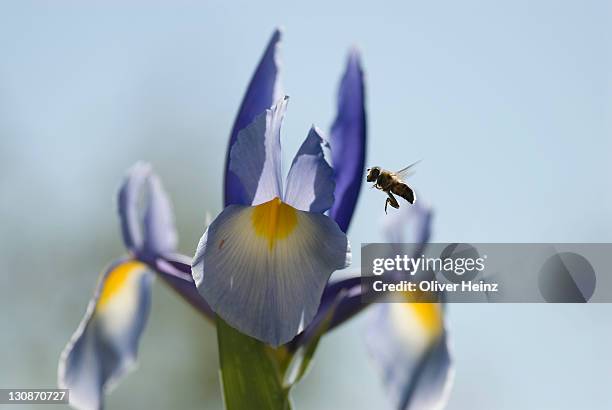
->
216;317;292;410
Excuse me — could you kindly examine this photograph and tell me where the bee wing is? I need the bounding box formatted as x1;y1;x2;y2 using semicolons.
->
394;160;421;181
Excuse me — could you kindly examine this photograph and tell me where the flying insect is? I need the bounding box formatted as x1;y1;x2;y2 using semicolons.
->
366;161;419;214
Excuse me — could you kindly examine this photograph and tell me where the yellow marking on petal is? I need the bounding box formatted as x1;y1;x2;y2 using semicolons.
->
400;302;443;340
251;197;298;250
97;261;146;310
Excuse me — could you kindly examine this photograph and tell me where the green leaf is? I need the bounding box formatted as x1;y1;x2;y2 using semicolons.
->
216;317;292;410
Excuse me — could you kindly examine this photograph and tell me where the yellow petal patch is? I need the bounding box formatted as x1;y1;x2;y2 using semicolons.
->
390;300;444;352
97;260;147;310
390;289;443;341
401;302;443;340
251;197;298;250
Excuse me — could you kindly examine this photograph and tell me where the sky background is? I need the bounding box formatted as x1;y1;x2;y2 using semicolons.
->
0;1;611;409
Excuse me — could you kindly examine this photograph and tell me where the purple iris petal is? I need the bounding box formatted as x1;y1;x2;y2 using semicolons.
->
154;255;215;320
142;173;178;257
328;49;367;233
404;338;453;410
382;201;432;245
228;97;287;206
284;126;335;213
366;304;453;410
117;162;178;259
288;276;360;349
224;29;283;207
117;162;150;252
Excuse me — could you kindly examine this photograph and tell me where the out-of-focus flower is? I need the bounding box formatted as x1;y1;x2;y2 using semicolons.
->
58;257;152;410
193;97;351;346
367;203;454;410
58;163;212;410
368;302;452;410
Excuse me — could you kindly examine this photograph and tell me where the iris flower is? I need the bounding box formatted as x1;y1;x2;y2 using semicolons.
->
58;163;213;410
367;203;454;410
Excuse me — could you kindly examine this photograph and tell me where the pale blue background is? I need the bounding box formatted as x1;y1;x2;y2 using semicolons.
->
0;1;611;409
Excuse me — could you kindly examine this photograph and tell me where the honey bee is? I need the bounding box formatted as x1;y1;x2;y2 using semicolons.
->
366;161;419;214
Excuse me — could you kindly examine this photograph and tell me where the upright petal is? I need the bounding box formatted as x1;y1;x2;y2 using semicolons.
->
328;49;367;233
117;163;178;258
229;97;288;206
142;173;178;256
117;162;150;252
58;260;153;410
192;199;350;346
367;303;453;410
284;126;335;213
382;200;432;245
225;29;283;206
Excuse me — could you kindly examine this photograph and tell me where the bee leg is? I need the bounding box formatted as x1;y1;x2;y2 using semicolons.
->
385;192;400;214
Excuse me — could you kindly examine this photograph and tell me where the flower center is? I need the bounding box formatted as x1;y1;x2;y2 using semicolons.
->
251;197;298;250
